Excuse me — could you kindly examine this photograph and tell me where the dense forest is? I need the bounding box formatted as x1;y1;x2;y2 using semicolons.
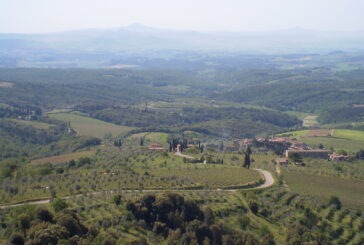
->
318;107;364;124
77;105;300;128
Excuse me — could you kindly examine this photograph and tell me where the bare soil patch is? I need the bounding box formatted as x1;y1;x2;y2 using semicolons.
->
306;129;331;137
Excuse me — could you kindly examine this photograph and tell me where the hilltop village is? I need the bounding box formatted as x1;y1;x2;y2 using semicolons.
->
147;132;350;167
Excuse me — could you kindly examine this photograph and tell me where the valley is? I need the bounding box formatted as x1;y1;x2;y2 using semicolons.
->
0;53;363;244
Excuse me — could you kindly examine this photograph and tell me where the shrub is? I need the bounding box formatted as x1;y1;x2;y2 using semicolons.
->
51;198;68;212
248;201;259;214
34;207;53;222
112;194;122;206
328;196;342;210
9;232;25;245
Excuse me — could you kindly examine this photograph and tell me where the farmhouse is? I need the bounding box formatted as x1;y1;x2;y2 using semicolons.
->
329;153;349;162
286;149;330;159
275;158;289;166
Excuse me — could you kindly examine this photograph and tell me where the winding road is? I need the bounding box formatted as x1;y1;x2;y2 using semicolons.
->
0;153;275;209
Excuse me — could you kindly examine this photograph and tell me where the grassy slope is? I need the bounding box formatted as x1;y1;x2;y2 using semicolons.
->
130;132;169;145
49;112;134;138
333;129;364;141
31;150;96;165
284;171;364;211
8;119;53;129
301;136;364;151
280;129;364;151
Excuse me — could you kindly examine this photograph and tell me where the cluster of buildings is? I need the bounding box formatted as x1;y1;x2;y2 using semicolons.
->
147;135;349;164
239;136;349;165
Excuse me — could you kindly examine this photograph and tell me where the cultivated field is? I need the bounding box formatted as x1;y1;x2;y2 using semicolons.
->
49;112;134;138
31;150;96;165
129;132;169;145
284;171;364;211
280;129;364;151
306;129;332;137
9;119;53;129
144;167;262;188
333;129;364;141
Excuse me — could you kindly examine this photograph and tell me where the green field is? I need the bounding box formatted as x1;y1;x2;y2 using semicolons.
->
9;119;54;129
284;171;364;211
49;112;134;138
280;129;364;151
333;129;364;141
31;150;96;165
299;136;364;152
129;132;169;145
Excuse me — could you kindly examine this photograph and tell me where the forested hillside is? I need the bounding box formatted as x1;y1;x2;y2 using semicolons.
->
0;119;100;160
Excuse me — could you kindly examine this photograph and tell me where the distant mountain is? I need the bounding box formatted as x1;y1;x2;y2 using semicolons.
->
0;24;363;67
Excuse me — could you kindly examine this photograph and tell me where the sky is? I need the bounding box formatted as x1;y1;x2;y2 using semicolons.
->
1;0;364;33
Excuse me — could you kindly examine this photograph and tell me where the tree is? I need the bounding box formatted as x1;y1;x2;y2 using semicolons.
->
243;151;251;169
18;213;31;235
27;222;69;244
289;153;302;163
140;137;144;146
246;145;252;155
56;211;88;237
77;157;91;167
51;198;68;212
356;149;364;159
35;207;53;222
68;160;76;168
9;233;24;245
113;194;122;206
328;196;342;210
248;201;259;214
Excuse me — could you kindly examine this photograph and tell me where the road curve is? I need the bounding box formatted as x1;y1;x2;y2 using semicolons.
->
0;155;275;209
252;168;274;189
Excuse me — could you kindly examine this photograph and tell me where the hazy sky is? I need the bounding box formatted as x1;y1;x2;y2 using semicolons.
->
1;0;364;33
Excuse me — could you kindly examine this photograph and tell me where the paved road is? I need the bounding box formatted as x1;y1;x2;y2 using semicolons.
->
252;168;274;189
0;154;275;209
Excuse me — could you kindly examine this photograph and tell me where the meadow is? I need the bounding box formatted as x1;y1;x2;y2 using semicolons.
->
49;112;134;138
